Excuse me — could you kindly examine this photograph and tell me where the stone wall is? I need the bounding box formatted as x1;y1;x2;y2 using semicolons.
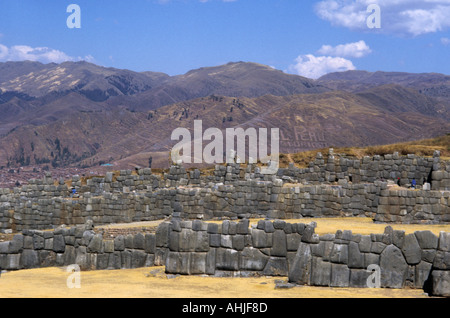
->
1;219;448;296
159;219;450;297
1;151;449;232
0;221;156;272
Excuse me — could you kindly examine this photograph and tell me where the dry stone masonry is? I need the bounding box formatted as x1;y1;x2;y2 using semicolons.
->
0;150;449;296
0;219;449;296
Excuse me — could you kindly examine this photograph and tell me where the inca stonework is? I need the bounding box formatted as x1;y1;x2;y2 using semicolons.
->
0;150;449;296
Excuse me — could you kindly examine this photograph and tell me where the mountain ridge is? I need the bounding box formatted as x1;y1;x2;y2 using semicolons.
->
0;60;449;170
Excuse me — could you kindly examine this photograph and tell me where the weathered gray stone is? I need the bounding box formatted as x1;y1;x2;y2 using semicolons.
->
124;234;134;249
144;234;155;254
232;235;245;251
348;241;364;269
358;235;371;253
251;229;272;248
134;233;145;250
165;251;189;274
271;230;287;257
438;232;450;252
216;248;239;271
9;234;24;253
207;223;219;234
414;261;433;289
21;249;39;269
414;231;438;249
330;244;348;264
96;253;110;270
210;234;221;248
190;252;207;274
311;257;331;286
263;257;288;276
330;263;350;287
121;250;132;269
87;234;103;253
392;230;405;249
53;235;65;253
63;245;76;265
114;235;125;251
431;270;450;297
433;250;450;270
349;269;371;288
239;247;268;271
288;242;312;285
402;234;422;265
380;244;408;288
131;250;147;268
236;219;249;234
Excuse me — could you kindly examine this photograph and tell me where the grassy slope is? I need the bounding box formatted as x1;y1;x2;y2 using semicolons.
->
279;134;450;169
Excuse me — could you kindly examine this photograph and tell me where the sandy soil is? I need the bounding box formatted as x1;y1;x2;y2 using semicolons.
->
0;266;430;298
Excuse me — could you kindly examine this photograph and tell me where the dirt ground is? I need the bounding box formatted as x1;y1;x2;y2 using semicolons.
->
0;217;448;298
0;266;430;298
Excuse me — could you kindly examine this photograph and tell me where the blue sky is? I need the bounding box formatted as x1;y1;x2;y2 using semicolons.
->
0;0;449;78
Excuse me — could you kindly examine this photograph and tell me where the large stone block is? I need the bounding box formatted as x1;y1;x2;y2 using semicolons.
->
239;247;268;271
330;244;348;264
414;261;433;289
349;269;371;288
414;231;438;249
144;234;155;254
431;270;450;297
348;241;364;269
216;248;239;271
401;234;422;265
438;232;450;252
380;245;408;288
271;230;287;257
53;235;66;253
131;250;147;268
263;257;288;276
190;252;207;274
311;257;331;286
330;263;350;287
21;249;39;269
9;234;24;253
87;234;103;253
251;229;272;248
114;235;125;251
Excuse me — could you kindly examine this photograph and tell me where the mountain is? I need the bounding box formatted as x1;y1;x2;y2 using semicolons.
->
0;61;449;170
317;70;450;102
0;60;169;100
1;91;448;170
106;61;330;111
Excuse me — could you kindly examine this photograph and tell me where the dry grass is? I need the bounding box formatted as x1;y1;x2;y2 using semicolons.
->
278;134;450;169
0;266;430;298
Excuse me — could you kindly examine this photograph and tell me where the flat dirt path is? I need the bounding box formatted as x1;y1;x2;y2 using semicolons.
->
0;266;430;298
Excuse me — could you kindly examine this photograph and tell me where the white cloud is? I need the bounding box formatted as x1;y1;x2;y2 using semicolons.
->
315;0;450;36
0;44;93;64
442;37;450;45
288;54;356;79
318;40;372;58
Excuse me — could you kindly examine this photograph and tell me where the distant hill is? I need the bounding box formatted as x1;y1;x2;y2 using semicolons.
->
106;61;330;111
317;70;450;102
0;61;449;170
